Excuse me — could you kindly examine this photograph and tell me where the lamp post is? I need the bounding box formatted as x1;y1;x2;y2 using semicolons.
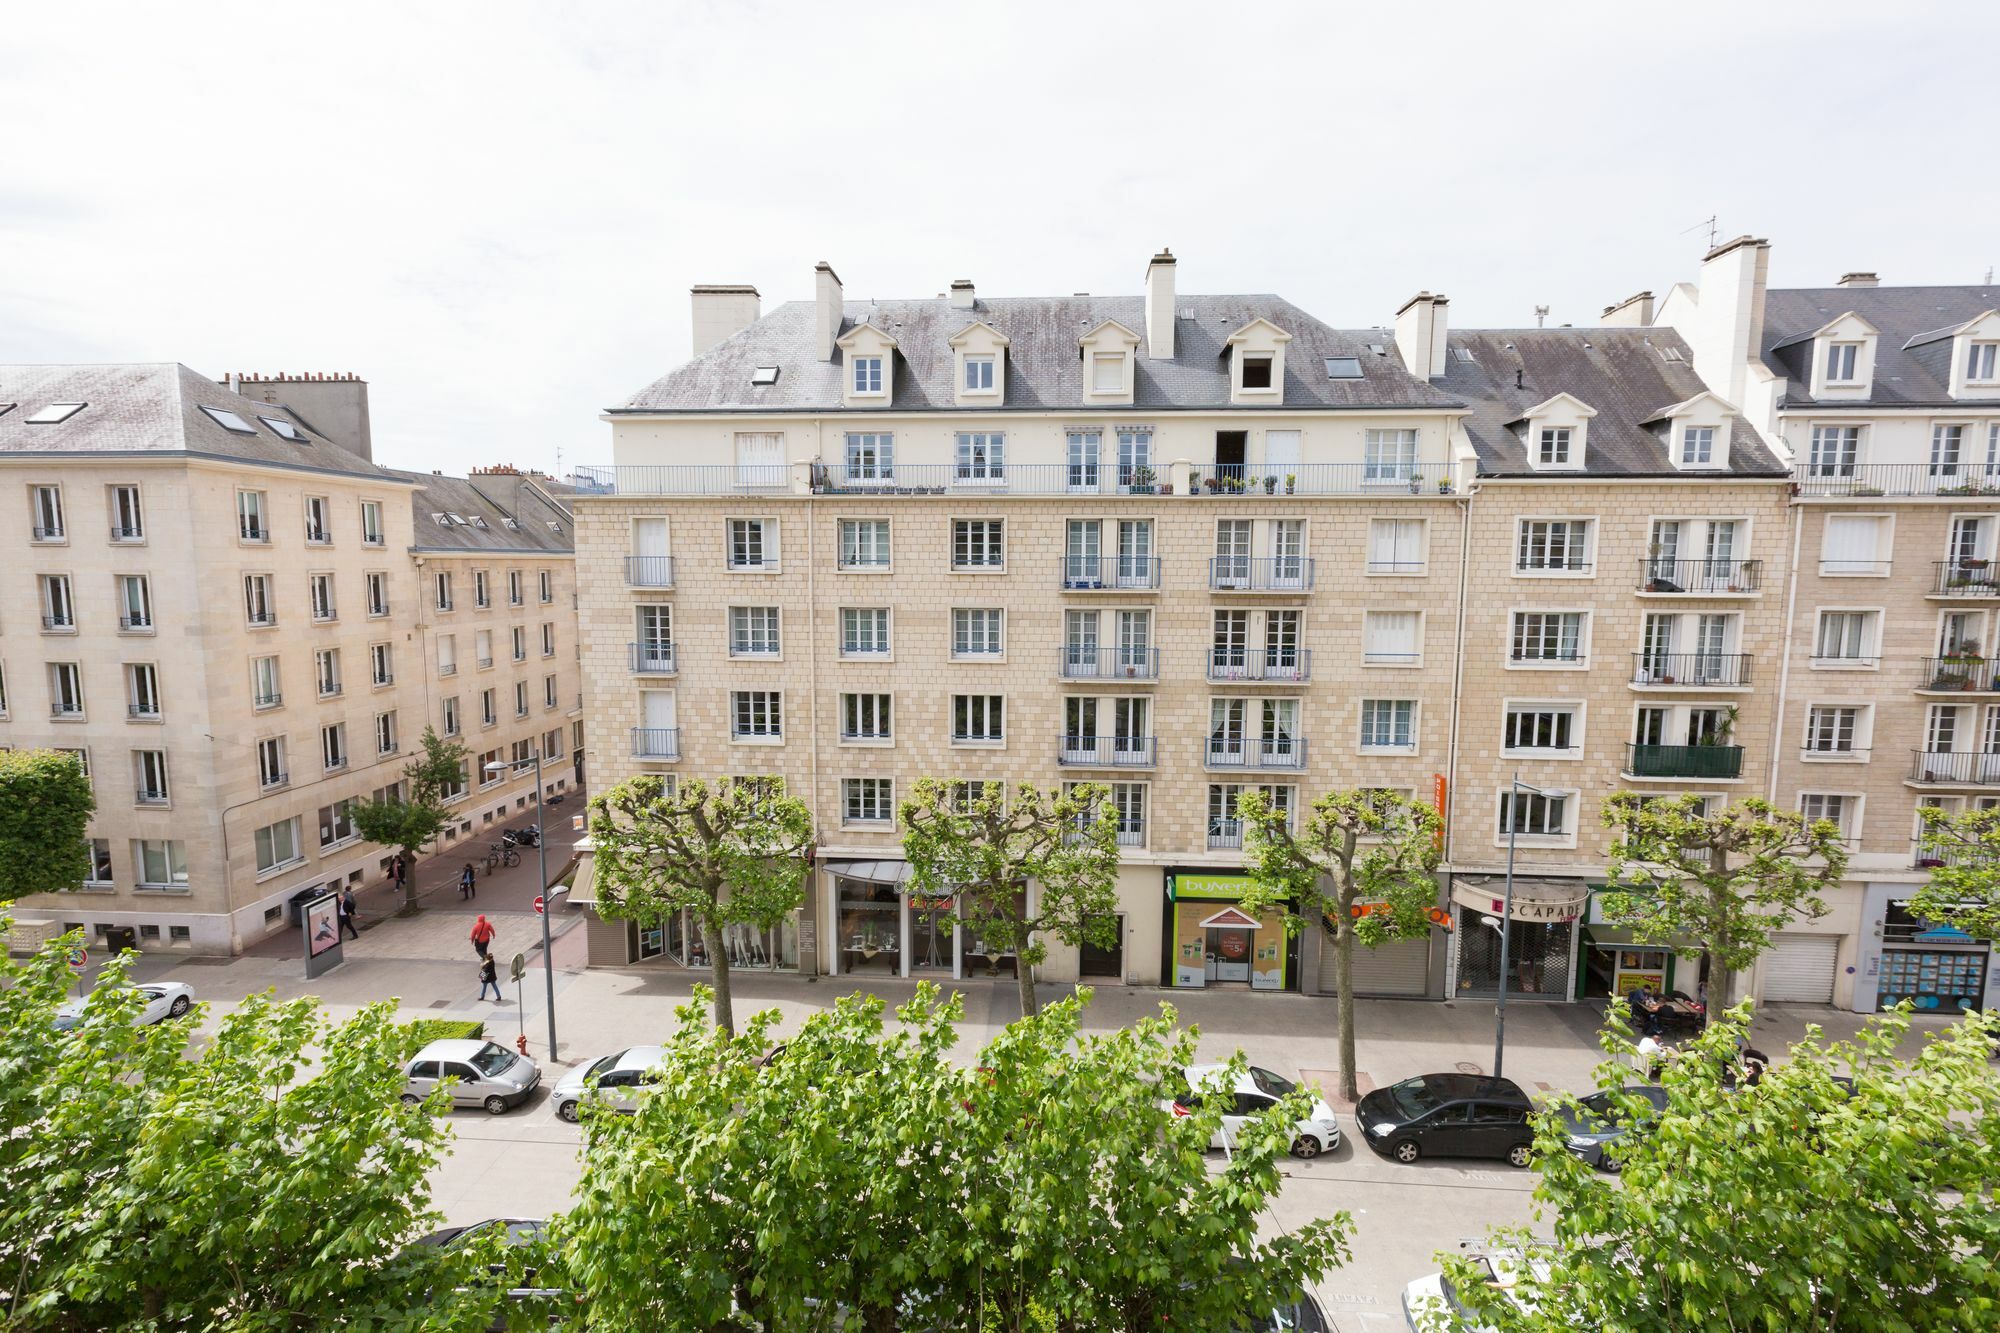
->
485;750;556;1060
1488;773;1555;1082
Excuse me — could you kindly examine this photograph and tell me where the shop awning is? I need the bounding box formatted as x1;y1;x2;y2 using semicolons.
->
1451;876;1589;924
824;859;912;885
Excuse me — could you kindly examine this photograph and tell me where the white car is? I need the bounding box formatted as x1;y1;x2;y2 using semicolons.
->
1170;1064;1342;1158
552;1045;667;1122
1401;1251;1545;1331
54;981;194;1031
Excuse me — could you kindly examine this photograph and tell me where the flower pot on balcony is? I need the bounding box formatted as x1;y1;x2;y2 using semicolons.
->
1263;476;1277;494
1284;474;1296;494
1408;475;1423;494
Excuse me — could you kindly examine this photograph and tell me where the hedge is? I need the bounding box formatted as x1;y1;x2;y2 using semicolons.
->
396;1017;485;1054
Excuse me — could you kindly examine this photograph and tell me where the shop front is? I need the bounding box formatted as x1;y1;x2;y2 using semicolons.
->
827;860;1021;980
1854;884;1996;1015
1446;875;1589;1001
573;844;808;972
1578;891;1705;1001
1162;870;1298;991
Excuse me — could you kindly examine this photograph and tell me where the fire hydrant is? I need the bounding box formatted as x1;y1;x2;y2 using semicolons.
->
516;1032;529;1057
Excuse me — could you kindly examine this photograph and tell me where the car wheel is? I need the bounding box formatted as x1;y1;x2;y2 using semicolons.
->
1506;1142;1535;1169
483;1095;512;1115
399;1093;422;1107
1290;1134;1321;1160
557;1099;580;1124
1601;1152;1623;1175
1391;1139;1421;1164
168;995;190;1018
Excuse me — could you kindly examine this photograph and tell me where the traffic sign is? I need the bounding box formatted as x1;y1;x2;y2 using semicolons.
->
532;895;545;914
509;952;527;983
67;946;89;970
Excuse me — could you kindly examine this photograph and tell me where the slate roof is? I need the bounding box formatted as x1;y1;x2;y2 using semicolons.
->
617;294;1465;415
0;363;401;480
1760;286;2000;406
393;469;575;554
1438;329;1788;478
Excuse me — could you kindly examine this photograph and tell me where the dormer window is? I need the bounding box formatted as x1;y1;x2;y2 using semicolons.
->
1649;391;1736;472
1515;392;1596;472
1091;354;1124;393
1538;428;1573;467
853;357;883;394
1680;426;1715;467
1970;342;1998;383
1223;317;1293;405
1077;319;1141;405
964;356;995;391
837;322;899;406
1826;342;1860;382
1241;355;1274;390
948;321;1009;406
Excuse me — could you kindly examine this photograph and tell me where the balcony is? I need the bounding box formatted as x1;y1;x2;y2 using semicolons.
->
1059;555;1162;591
127;704;161;720
1206;737;1309;771
438;662;458;677
1795;463;2000;499
1058;647;1160;683
1207;647;1311;684
1115;826;1146;849
254;691;282;709
1631;653;1753;687
631;727;681;760
110;524;143;542
1207;819;1245;850
1909;750;2000;785
1209;557;1315;593
1911;840;1991;870
1056;735;1157;768
579;460;1464;498
1932;561;2000;598
1637;558;1762;594
119;616;152;632
134;788;169;807
32;525;64;541
630;641;678;675
1918;656;2000;694
1625;743;1743;779
477;656;494;670
624;555;675;589
41;615;75;632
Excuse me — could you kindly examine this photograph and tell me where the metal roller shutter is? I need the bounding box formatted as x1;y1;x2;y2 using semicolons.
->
1328;937;1431;997
1761;934;1839;1004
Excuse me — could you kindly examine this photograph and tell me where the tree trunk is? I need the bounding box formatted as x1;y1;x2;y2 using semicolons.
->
1015;947;1039;1018
705;919;735;1036
1333;920;1359;1103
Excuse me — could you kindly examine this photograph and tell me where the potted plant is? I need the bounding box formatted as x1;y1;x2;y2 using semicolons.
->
1189;467;1203;493
1437;477;1455;495
1263;475;1278;494
1129;464;1156;495
1407;474;1423;495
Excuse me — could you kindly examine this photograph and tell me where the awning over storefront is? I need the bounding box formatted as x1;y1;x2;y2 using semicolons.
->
824;859;913;885
1451;876;1589;924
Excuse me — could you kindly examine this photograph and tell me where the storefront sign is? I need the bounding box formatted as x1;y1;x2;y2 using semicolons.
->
1167;872;1292;991
1432;774;1448;851
1451;877;1588;924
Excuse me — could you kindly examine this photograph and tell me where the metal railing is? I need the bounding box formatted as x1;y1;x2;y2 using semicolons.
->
477;657;494;670
1115;827;1146;848
1795;463;2000;498
629;642;678;674
1631;652;1754;687
1058;648;1160;682
119;615;151;631
1060;555;1162;591
579;460;1463;498
127;704;160;719
1625;743;1743;779
1207;647;1312;683
254;691;282;709
246;611;276;627
624;555;675;589
41;615;74;631
1910;750;2000;784
1638;558;1763;593
1205;737;1309;770
1933;561;2000;597
374;673;395;687
1911;840;1990;869
1207;820;1245;850
438;662;457;677
110;525;143;541
31;526;64;541
631;727;682;760
261;770;288;789
1208;556;1315;592
1056;735;1157;768
1919;656;2000;692
135;788;169;806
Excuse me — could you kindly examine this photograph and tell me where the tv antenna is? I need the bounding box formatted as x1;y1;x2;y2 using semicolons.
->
1534;305;1550;329
1682;215;1719;250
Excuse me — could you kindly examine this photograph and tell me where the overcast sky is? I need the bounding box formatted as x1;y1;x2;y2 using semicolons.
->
4;1;1992;477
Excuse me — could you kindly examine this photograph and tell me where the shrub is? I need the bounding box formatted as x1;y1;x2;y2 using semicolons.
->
396;1017;485;1054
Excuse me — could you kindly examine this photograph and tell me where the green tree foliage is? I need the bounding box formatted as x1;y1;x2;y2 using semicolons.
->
351;725;472;911
0;932;489;1330
0;749;96;901
557;984;1351;1330
1910;802;2000;939
1432;1003;2000;1332
588;775;814;1036
1599;793;1849;1005
899;778;1121;1017
1236;787;1442;1103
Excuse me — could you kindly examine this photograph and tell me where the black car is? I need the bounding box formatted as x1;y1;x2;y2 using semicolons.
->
1354;1073;1535;1167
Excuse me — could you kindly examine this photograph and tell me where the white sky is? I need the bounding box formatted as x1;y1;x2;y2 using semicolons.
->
3;0;1992;477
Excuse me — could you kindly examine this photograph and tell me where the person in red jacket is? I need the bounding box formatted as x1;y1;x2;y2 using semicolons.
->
470;915;495;959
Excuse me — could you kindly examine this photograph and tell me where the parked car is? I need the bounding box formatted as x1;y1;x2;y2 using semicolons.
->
1401;1251;1545;1331
1559;1084;1669;1173
1171;1064;1342;1159
552;1045;666;1122
409;1218;561;1330
402;1039;541;1114
1244;1289;1331;1330
53;980;194;1031
1355;1073;1534;1167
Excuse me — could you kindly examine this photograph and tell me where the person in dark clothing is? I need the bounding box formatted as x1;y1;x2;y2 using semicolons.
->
338;888;360;940
477;954;502;1002
460;863;477;900
1628;985;1664;1037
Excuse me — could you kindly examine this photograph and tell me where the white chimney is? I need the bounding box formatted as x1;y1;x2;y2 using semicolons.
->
1144;249;1176;359
948;279;976;310
1394;292;1446;380
1837;271;1880;288
1599;291;1655;327
690;285;760;355
1692;236;1770;410
815;262;844;362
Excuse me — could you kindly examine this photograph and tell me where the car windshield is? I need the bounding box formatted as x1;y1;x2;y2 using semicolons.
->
1385;1076;1446;1119
468;1044;519;1078
1438;1256;1497;1316
1242;1296;1329;1331
1575;1087;1664;1129
1247;1067;1297;1099
587;1053;620;1079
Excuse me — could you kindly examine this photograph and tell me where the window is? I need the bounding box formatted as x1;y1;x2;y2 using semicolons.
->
479;748;504;787
26;402;85;425
852;356;883;394
134;750;169;804
320;800;359;849
544;674;557;708
751;365;780;386
1932;425;1966;476
254;819;303;875
514;681;529;717
126;663;161;718
441;759;469;802
544;728;565;758
1820;514;1890;576
136;838;190;887
538;570;553;604
1111;783;1147;844
0;663;8;716
257;736;287;788
40;574;75;630
109;485;143;540
1240;354;1274;390
54;747;89;779
441;695;461;736
480;688;497;726
723;518;771;570
252;656;281;709
365;571;389;617
843;777;893;825
952;519;1004;569
840;518;890;569
29;484;64;540
1364;429;1418;481
1498;790;1569;838
953;694;1005;743
304;496;331;544
1510;611;1585;663
1970;342;1999;382
1516;520;1591;573
1116;428;1153;488
322;722;348;771
1805;705;1864;755
955;433;1006;482
237;490;267;542
49;663;84;716
1537;427;1574;468
732;691;783;739
472;570;490;608
1367;518;1426;574
475;628;494;669
434;571;454;611
832;607;889;657
200;404;258;434
1363;611;1421;665
1091;353;1124;393
360;500;384;545
372;710;397;755
730;606;781;657
315;648;342;698
1504;704;1579;753
842;692;891;741
1680;427;1716;467
1325;357;1362;379
1359;700;1416;751
499;569;519;606
952;608;1004;658
845;433;894;481
964;355;995;391
511;626;527;662
1813;611;1878;665
1825;342;1859;382
436;633;458;677
309;573;336;622
1799;793;1855;840
541;622;556;657
1808;425;1860;476
86;839;114;886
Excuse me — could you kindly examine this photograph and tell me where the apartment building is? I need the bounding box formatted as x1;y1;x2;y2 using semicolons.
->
0;365;580;954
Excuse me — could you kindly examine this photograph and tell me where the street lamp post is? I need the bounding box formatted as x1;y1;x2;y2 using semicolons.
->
486;750;556;1061
1489;773;1554;1083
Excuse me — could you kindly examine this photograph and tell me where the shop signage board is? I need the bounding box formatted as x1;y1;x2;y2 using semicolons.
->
1165;871;1292;992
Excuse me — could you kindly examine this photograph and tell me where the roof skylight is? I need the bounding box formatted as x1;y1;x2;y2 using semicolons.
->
198;405;257;434
26;401;86;424
1324;357;1362;380
259;416;310;442
1453;347;1476;363
750;366;780;386
0;403;16;418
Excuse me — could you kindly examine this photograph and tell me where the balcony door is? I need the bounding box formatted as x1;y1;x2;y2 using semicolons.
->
1066;521;1101;587
1113;698;1149;759
1215;521;1251;587
642;688;677;740
1270;520;1306;588
1265;611;1301;673
1064;610;1099;673
1116;611;1151;671
1065;698;1100;763
1116;520;1152;582
1066;431;1101;493
1260;699;1299;762
1210;699;1247;762
1212;611;1249;674
734;432;784;488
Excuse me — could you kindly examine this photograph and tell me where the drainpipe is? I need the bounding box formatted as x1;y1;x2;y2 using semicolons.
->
1444;489;1477;862
805;418;825;977
1767;494;1805;804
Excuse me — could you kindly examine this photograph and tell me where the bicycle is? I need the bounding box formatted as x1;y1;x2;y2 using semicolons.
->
485;843;521;873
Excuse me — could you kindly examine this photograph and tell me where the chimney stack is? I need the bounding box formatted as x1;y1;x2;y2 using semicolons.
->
948;279;976;310
1394;292;1449;380
689;285;760;355
1599;290;1655;327
1838;271;1880;288
1144;249;1176;359
815;262;844;361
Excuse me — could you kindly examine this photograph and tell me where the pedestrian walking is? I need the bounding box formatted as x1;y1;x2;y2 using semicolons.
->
470;914;495;959
460;862;477;900
338;887;360;940
477;953;502;1002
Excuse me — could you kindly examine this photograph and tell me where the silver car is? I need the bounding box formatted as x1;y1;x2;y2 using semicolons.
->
402;1039;541;1115
54;981;194;1031
551;1044;667;1122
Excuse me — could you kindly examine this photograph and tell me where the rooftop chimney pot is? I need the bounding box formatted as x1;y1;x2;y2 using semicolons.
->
1838;271;1880;288
948;279;976;310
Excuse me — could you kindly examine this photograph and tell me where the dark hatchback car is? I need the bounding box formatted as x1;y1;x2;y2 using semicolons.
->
1559;1085;1670;1172
1354;1073;1536;1167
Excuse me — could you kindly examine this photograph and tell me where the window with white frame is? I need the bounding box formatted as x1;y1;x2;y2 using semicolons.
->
1366;518;1426;574
1503;703;1579;754
309;573;336;621
841;518;891;568
1363;429;1418;481
40;574;75;630
441;696;460;736
30;484;65;539
252;656;281;708
243;574;275;626
1825;342;1860;382
842;777;893;825
54;747;88;779
544;674;557;708
361;500;384;545
1498;789;1570;838
257;736;286;787
319;799;359;849
1798;793;1855;840
852;356;883;395
1510;611;1585;662
115;575;150;631
952;519;1004;569
136;838;190;887
366;571;389;616
322;722;348;771
49;662;84;716
304;495;331;544
1116;428;1153;486
1091;353;1124;393
953;694;1004;743
1363;611;1421;665
1111;783;1147;842
1808;425;1860;476
542;622;556;656
1969;342;1999;382
237;490;267;542
0;662;8;716
841;692;891;740
952;608;1004;658
732;690;783;739
315;648;341;698
840;607;890;657
253;818;302;875
1820;514;1891;576
729;518;776;569
955;433;1006;481
1516;519;1591;573
964;355;995;391
110;485;143;540
1680;426;1716;467
1805;704;1865;756
1933;424;1966;476
85;838;113;886
126;663;161;718
434;571;453;610
480;688;496;726
1359;699;1415;750
376;710;397;754
1813;610;1879;664
1537;427;1574;468
506;569;524;606
473;570;490;608
844;432;894;480
729;606;781;656
511;626;527;662
133;750;169;804
538;570;553;603
514;681;529;717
